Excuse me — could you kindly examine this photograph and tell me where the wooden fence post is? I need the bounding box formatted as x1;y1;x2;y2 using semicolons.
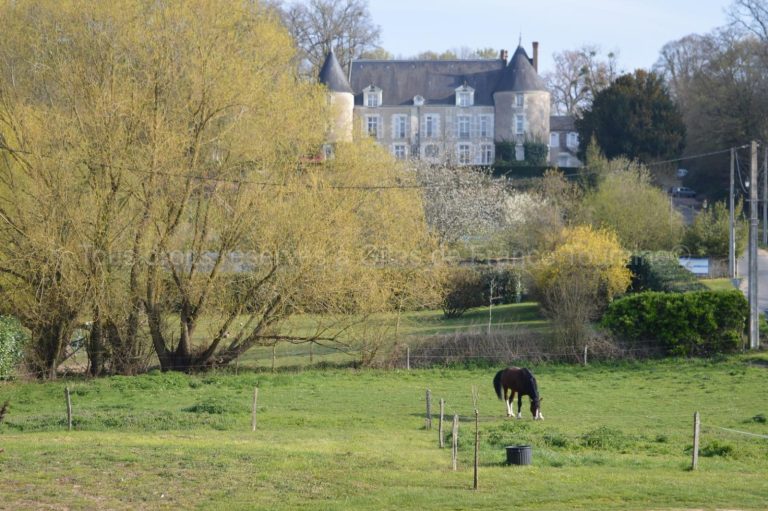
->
251;387;259;432
271;344;276;373
692;411;700;470
451;414;459;471
439;399;445;448
583;345;588;366
406;345;410;370
425;389;432;430
473;409;479;490
65;386;72;431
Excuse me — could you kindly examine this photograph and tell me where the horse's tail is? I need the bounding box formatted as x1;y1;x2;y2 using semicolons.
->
493;369;504;400
0;400;8;424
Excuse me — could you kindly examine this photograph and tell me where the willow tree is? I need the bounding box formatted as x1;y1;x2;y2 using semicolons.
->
0;0;437;375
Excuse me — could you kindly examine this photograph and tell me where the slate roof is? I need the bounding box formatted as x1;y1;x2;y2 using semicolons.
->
318;50;353;94
550;115;576;131
349;59;505;106
495;46;548;93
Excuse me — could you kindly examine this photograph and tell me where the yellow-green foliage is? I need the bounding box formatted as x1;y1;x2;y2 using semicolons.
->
580;156;684;251
532;225;631;311
0;0;440;373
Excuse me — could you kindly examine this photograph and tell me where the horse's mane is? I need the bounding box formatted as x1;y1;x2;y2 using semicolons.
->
521;368;540;400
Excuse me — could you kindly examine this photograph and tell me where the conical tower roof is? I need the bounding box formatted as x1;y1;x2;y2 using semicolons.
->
495;46;547;92
318;50;353;94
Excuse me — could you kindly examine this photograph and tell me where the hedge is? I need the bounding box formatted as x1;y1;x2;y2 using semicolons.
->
629;251;706;293
602;290;747;356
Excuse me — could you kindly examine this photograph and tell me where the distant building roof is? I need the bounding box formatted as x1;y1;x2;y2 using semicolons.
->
318;51;353;94
550;115;576;131
349;59;505;106
495;46;548;93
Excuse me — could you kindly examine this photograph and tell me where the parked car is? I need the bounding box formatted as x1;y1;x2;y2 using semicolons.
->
669;186;696;198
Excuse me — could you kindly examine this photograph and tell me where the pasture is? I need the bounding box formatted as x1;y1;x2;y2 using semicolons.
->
1;356;767;510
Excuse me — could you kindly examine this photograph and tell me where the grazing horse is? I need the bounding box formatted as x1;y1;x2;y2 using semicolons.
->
493;367;543;420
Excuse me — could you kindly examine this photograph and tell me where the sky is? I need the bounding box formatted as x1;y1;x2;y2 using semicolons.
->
366;0;736;74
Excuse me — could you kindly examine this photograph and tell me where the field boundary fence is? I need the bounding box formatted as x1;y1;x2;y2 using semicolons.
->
4;329;756;379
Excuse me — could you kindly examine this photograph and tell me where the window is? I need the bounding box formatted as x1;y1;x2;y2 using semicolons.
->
457;115;470;139
515;144;525;161
567;132;579;148
424;145;440;158
393;144;407;160
425;115;438;138
479;115;493;138
393;115;407;139
455;85;475;107
515;93;524;107
515;114;525;134
549;132;560;147
364;85;382;107
457;144;471;165
558;154;570;167
480;144;494;165
365;115;380;138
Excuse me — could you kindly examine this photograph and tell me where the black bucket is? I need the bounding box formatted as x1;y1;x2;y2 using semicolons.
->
505;445;532;465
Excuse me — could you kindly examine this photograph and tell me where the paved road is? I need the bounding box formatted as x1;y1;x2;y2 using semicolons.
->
736;248;768;313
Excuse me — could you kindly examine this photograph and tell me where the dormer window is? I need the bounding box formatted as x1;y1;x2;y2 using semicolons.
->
455;85;474;107
414;95;425;106
364;85;382;107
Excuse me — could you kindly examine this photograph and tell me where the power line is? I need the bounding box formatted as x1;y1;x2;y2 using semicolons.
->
3;144;757;191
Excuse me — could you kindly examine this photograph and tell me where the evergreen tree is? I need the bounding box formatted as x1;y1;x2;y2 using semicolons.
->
576;70;686;163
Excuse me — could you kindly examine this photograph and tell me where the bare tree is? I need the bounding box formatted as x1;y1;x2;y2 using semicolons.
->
729;0;768;41
653;34;715;110
283;0;381;77
543;45;621;115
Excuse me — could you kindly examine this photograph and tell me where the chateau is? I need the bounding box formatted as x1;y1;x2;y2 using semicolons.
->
318;42;580;167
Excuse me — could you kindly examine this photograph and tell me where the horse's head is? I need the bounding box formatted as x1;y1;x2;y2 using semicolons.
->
530;397;544;420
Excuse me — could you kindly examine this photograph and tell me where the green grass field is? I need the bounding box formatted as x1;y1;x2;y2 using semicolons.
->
106;302;549;371
1;355;767;510
701;278;739;292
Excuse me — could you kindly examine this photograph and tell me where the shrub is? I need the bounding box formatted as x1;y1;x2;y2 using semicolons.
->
602;290;747;356
480;266;526;304
441;268;485;318
629;251;706;293
0;316;29;378
531;225;631;351
683;200;747;258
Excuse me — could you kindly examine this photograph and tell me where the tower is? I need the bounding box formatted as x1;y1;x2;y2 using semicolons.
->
493;44;550;153
318;50;354;143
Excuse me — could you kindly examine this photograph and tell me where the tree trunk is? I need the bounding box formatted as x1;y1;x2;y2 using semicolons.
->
87;313;105;377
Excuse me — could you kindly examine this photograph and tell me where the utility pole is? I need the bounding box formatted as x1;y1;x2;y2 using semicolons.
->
762;147;768;246
730;148;736;279
749;141;760;350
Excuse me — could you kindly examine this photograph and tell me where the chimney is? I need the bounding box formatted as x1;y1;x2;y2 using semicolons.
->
500;49;508;64
532;41;539;72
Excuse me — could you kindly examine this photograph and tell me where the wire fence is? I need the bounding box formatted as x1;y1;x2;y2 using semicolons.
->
6;334;747;379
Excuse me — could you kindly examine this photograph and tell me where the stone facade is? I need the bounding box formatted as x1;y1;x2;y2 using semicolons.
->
319;44;581;167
